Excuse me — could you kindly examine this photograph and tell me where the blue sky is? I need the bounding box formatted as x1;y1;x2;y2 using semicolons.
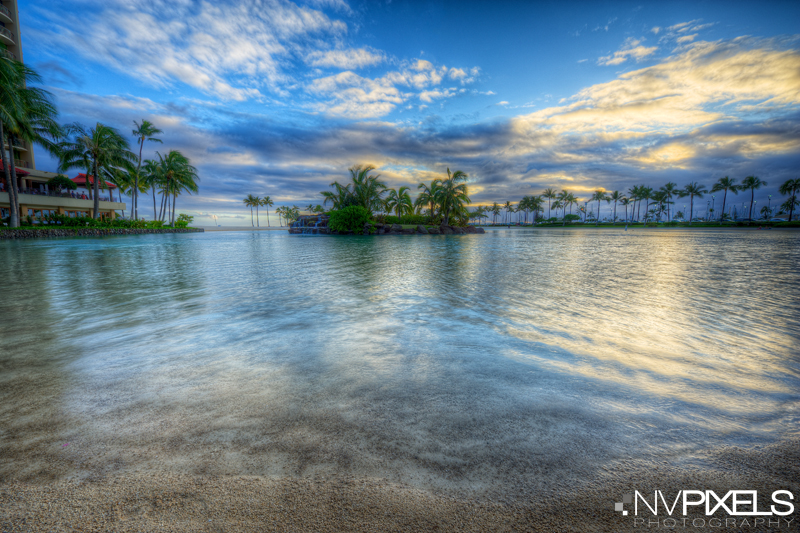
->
19;0;800;223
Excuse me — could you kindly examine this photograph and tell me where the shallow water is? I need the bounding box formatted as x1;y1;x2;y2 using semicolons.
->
1;228;798;497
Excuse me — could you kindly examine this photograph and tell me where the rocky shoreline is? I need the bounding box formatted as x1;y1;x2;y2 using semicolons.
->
0;227;204;239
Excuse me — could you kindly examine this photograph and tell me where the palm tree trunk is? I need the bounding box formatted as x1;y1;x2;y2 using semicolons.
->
1;123;20;227
256;205;259;227
720;189;727;224
596;201;600;226
134;140;144;219
93;159;101;219
689;196;694;224
152;185;157;220
171;193;177;227
749;189;754;221
266;207;270;227
8;135;23;224
250;207;254;226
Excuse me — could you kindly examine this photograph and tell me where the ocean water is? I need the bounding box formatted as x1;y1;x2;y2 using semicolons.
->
1;228;798;497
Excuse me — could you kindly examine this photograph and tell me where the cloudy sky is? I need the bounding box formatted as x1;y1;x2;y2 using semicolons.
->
19;0;800;223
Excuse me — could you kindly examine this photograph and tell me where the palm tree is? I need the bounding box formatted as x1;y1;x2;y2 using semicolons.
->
542;188;557;220
105;160;147;218
627;186;640;222
591;190;609;226
740;176;767;221
780;195;799;220
490;202;501;225
0;59;62;227
639;186;653;223
59;123;135;219
321;181;352;210
131;120;163;220
349;164;387;213
679;182;708;224
415;180;441;223
608;191;622;224
620;197;630;222
660;182;679;222
503;200;512;226
529;196;543;225
435;168;470;226
156;150;199;226
385;186;413;221
778;179;800;221
260;196;274;226
710;177;739;224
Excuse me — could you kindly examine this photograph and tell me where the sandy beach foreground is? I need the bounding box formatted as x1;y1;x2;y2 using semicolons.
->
2;439;797;532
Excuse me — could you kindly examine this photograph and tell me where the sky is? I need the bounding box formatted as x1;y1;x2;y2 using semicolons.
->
18;0;800;224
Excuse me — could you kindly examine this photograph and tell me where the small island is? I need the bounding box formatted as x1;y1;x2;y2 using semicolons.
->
285;165;485;236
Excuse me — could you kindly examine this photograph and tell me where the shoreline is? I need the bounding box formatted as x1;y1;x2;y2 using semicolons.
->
0;227;204;239
2;437;796;532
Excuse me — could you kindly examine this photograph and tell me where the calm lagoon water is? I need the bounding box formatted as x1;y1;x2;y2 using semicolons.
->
1;228;799;497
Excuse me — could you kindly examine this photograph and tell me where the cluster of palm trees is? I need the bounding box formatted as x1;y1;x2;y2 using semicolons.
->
1;57;199;227
321;165;471;226
493;176;797;226
242;194;274;226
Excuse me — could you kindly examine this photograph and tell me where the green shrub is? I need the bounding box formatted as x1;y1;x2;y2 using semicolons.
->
175;213;194;228
328;206;371;233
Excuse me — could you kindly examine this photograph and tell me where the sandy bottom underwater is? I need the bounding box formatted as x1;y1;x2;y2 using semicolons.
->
1;439;798;532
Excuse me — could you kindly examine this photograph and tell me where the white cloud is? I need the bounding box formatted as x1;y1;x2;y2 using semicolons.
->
34;0;349;101
598;37;657;66
677;34;698;44
307;48;385;69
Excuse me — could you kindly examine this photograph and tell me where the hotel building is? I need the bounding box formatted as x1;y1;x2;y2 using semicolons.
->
0;0;124;221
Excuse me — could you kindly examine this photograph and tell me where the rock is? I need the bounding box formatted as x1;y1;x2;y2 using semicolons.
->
401;228;415;235
465;226;477;234
390;224;403;232
416;225;429;234
452;226;466;234
474;227;485;234
427;226;442;234
440;226;454;235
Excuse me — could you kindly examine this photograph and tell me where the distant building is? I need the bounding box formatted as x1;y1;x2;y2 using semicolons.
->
0;0;124;221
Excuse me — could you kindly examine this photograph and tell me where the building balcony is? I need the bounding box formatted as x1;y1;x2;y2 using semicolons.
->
14;158;30;168
0;190;125;212
1;48;15;60
3;142;27;152
0;4;12;24
0;26;14;46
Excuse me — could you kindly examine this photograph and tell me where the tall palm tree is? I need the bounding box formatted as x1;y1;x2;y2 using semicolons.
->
591;190;609;226
627;186;640;222
639;186;653;223
778;179;800;221
740;176;767;221
59;123;135;219
780;195;799;220
660;182;679;222
415;179;441;222
710;177;739;224
260;196;274;226
504;200;512;226
436;168;470;226
542;188;557;220
0;59;61;227
679;182;708;224
385;186;413;221
529;196;543;225
105;159;147;218
491;202;501;225
349;164;387;213
156;150;199;226
242;194;256;227
620;197;630;222
131;120;163;220
608;191;622;224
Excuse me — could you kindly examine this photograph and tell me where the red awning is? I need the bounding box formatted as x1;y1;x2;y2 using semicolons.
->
73;173;117;189
0;161;30;177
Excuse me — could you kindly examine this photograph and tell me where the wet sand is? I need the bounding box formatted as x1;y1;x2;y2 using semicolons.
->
1;439;797;532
